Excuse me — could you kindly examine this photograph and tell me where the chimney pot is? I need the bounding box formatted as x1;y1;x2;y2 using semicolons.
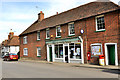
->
56;12;58;15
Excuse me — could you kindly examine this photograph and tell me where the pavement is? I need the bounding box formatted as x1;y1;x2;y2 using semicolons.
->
19;58;119;70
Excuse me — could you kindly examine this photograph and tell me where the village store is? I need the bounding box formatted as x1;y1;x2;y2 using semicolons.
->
46;36;84;64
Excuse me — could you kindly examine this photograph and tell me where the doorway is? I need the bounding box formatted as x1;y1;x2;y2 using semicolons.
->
65;46;68;63
105;43;118;66
107;45;115;65
49;47;53;62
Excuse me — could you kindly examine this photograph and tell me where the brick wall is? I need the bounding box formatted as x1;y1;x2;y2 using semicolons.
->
86;11;119;64
20;30;47;60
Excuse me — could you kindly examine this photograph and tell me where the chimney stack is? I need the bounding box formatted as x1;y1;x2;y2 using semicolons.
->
8;29;14;40
38;11;44;21
56;12;58;15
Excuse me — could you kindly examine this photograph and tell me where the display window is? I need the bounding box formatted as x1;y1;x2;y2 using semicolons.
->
55;44;63;58
91;44;102;57
69;43;81;59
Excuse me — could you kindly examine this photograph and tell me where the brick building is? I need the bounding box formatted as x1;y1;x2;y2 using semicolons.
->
19;1;120;66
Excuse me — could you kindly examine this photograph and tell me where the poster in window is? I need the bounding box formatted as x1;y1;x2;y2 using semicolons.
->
91;45;101;56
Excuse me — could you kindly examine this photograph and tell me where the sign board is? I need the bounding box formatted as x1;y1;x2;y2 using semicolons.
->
91;45;101;57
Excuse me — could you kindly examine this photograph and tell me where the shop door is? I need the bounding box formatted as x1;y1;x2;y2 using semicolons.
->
65;46;68;63
49;47;53;62
107;45;115;65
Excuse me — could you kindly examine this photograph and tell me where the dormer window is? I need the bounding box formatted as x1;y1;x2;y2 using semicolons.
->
37;31;40;40
68;22;75;36
56;26;61;37
96;15;105;31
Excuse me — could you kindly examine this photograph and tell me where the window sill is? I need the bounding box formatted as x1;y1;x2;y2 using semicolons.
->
37;56;41;57
46;38;50;40
37;39;41;41
55;36;61;39
68;34;75;37
95;30;106;33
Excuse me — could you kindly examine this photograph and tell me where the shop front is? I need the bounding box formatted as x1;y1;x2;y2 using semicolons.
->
46;36;84;64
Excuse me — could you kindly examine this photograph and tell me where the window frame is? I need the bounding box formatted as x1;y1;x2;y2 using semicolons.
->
68;22;75;36
95;15;105;31
56;26;61;37
23;36;27;44
37;47;41;57
23;48;28;56
91;43;103;57
46;28;50;39
37;31;40;40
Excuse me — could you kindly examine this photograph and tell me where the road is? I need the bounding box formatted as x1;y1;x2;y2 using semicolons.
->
1;59;119;78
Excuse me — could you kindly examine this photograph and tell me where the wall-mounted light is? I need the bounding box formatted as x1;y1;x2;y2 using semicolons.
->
51;35;54;38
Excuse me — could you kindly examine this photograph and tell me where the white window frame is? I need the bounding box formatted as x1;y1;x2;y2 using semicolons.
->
95;15;105;31
23;48;28;56
56;26;61;37
37;47;41;56
68;22;75;36
46;28;50;39
37;31;40;40
91;43;103;57
23;36;27;44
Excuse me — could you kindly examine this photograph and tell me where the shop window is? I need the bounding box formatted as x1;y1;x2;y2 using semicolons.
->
69;43;81;59
55;44;63;58
91;43;102;57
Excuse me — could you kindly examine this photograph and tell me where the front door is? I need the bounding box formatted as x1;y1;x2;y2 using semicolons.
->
49;47;53;62
65;46;68;63
107;45;115;65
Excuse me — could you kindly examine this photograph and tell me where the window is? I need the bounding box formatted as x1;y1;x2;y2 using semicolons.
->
46;28;50;39
23;36;27;44
55;44;63;58
56;26;61;37
69;43;81;59
96;15;105;31
91;43;102;57
23;48;28;56
69;22;75;35
37;31;40;40
37;47;41;56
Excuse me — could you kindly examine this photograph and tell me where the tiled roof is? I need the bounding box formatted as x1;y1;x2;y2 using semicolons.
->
8;36;19;46
20;1;120;36
1;36;19;46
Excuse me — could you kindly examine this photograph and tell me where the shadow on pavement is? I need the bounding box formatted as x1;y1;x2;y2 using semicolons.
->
102;69;120;74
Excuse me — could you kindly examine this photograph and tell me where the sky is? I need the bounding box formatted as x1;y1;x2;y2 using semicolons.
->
0;0;119;43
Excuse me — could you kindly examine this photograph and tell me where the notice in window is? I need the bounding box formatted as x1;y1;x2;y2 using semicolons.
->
91;45;101;57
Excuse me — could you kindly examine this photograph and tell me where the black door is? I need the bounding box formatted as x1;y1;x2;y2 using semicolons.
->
65;46;68;63
49;47;53;62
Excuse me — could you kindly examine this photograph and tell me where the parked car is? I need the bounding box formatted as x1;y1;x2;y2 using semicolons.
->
3;53;18;61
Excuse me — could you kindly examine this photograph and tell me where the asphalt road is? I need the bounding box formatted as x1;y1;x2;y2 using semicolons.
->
1;59;119;78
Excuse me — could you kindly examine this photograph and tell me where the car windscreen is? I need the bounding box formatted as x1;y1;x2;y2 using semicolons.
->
10;53;17;55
